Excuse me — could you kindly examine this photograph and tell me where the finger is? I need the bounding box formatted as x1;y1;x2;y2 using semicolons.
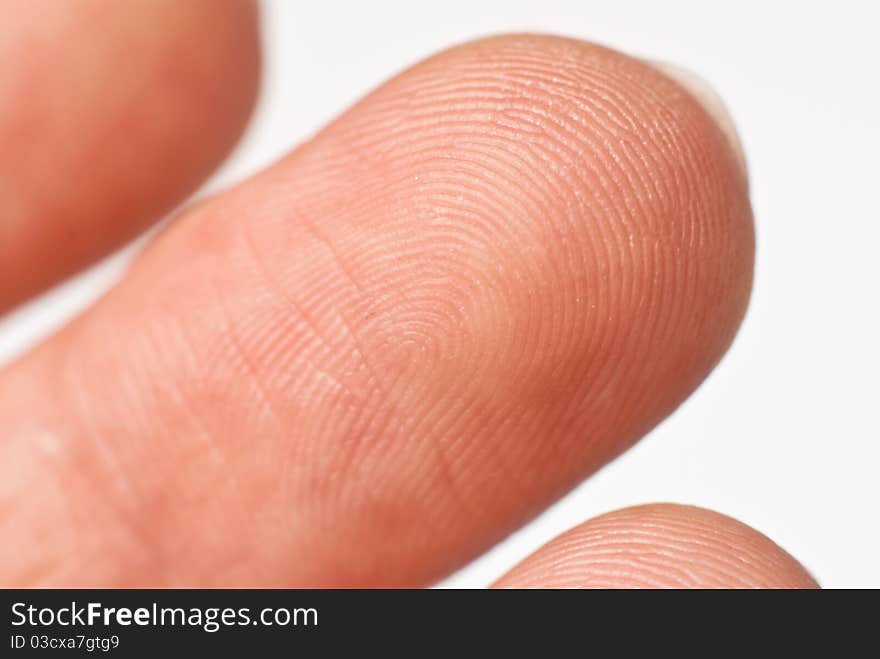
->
494;504;818;588
0;35;752;586
0;0;259;311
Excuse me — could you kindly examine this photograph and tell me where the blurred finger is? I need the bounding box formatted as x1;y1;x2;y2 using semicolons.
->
0;0;259;310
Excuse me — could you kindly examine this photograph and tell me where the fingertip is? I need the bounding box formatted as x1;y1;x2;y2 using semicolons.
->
1;34;761;587
495;504;818;589
647;60;748;181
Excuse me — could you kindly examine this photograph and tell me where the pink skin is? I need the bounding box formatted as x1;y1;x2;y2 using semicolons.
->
0;18;810;588
496;505;818;588
0;0;259;309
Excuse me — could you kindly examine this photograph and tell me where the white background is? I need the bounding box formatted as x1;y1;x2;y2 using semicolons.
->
0;0;877;587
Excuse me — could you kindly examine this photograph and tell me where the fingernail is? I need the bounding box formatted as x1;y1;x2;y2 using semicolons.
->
649;61;747;178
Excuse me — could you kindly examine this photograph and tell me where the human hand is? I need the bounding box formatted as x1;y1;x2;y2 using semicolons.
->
0;0;816;588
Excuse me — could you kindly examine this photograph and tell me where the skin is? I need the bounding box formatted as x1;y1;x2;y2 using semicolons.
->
0;2;814;588
0;0;259;309
496;505;817;588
